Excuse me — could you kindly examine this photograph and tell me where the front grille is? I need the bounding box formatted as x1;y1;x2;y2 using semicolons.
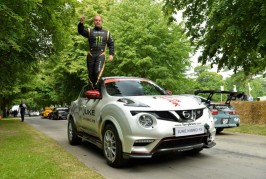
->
130;109;204;123
154;134;207;151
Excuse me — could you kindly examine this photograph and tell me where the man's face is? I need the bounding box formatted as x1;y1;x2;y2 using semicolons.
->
94;16;102;28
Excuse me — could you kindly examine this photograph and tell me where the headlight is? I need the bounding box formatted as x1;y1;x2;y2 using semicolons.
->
139;114;153;128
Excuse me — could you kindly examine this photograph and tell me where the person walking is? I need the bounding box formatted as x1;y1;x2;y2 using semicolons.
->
78;15;114;90
19;100;27;122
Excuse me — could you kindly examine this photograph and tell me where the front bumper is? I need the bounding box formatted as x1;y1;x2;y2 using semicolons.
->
123;133;216;159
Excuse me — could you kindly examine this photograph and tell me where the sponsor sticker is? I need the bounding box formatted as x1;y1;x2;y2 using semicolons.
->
174;125;204;137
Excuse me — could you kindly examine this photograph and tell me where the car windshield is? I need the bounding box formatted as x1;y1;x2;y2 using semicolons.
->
104;79;166;96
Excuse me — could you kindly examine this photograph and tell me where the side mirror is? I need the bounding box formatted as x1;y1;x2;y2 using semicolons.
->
166;90;172;95
85;90;101;99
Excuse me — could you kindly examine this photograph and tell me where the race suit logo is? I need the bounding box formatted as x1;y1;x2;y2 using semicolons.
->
96;36;103;46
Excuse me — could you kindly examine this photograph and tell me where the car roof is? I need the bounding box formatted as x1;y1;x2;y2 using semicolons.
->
102;76;150;82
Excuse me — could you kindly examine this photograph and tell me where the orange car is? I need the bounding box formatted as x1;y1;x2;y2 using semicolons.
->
42;107;53;118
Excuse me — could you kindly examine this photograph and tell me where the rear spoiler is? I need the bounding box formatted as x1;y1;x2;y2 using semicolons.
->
194;90;244;105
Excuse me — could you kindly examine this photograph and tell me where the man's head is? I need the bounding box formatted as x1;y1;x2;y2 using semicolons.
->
93;15;103;28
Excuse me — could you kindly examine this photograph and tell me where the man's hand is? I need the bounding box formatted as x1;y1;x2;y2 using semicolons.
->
80;16;85;24
108;55;113;61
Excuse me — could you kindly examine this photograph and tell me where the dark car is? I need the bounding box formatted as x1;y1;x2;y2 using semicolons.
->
50;107;69;120
194;90;243;133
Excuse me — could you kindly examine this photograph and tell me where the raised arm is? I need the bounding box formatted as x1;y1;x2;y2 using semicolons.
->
77;16;89;38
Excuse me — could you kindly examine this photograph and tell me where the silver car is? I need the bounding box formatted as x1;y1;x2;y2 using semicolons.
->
68;77;216;167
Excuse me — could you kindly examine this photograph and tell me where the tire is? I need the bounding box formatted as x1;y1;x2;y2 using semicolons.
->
216;128;224;134
103;124;127;168
68;119;82;145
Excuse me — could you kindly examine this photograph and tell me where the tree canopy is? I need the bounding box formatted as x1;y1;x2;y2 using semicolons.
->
0;0;76;113
104;0;192;93
163;0;266;76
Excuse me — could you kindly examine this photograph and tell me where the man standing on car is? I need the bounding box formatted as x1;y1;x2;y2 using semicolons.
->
78;15;114;90
19;100;27;122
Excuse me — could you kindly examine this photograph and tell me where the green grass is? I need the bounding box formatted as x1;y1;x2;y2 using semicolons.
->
224;123;266;136
0;118;104;179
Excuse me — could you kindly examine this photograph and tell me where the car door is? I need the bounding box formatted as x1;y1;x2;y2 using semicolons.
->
79;85;102;136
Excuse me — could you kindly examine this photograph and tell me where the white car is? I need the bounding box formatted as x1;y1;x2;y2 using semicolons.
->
67;76;216;167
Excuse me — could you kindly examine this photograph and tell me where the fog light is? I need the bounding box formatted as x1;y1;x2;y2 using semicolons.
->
135;139;155;143
134;139;155;146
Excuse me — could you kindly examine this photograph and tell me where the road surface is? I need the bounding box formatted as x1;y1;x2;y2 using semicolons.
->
26;117;266;179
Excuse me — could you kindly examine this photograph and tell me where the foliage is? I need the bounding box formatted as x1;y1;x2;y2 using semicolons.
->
163;0;266;76
193;65;211;77
225;72;266;98
104;0;192;93
0;0;76;110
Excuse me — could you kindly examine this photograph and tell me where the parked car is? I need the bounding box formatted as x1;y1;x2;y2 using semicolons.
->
67;76;216;167
194;90;243;133
29;111;40;116
50;107;69;120
42;107;54;118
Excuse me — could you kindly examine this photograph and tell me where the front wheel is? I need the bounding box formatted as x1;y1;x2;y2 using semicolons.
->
103;124;127;168
68;119;82;145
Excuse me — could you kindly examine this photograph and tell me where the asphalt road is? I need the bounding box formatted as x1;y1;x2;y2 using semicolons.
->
25;116;266;179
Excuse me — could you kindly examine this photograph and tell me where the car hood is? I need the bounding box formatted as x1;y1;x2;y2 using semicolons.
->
118;95;204;110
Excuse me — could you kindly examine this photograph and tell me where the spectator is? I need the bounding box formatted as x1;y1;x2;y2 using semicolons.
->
19;100;27;122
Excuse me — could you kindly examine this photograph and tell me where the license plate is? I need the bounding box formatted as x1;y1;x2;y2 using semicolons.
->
174;125;204;137
222;119;229;124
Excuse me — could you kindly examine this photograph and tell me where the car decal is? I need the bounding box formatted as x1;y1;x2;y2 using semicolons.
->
159;96;181;107
83;108;95;116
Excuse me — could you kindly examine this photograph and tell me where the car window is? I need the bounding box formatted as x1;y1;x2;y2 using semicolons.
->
104;80;165;96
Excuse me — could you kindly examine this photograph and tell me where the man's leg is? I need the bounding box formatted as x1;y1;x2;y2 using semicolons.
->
94;54;106;89
87;54;96;88
21;113;24;122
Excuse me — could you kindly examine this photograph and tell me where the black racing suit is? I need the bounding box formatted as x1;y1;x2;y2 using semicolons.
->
78;23;114;89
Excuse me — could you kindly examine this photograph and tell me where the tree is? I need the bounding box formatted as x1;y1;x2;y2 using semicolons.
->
104;0;192;93
194;65;211;76
195;71;225;101
225;72;266;99
163;0;266;76
0;0;76;115
195;71;224;90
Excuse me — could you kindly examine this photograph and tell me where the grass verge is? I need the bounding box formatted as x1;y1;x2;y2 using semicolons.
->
224;123;266;136
0;118;104;179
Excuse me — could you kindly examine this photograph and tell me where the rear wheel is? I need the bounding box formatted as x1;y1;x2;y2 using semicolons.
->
103;124;127;168
68;119;82;145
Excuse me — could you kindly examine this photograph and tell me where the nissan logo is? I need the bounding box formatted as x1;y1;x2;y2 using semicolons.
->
182;111;191;118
